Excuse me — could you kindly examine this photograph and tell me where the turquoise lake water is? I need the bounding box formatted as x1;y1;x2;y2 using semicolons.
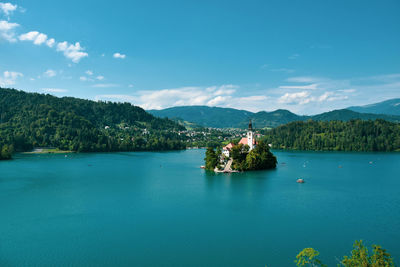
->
0;149;399;266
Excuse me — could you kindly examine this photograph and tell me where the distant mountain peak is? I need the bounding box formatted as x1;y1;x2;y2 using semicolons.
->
348;98;400;116
149;105;400;129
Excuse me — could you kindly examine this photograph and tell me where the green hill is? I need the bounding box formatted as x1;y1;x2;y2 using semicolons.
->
348;98;400;116
0;88;185;159
149;106;253;128
149;105;400;129
311;109;400;122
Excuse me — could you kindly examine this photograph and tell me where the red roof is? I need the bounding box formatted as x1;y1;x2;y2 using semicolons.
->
223;142;234;151
238;137;257;146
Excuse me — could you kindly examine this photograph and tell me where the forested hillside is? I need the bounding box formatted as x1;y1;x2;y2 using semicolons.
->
149;105;253;128
0;88;185;159
263;119;400;152
149;105;400;129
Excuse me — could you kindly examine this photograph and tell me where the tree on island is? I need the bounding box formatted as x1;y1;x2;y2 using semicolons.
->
204;147;218;170
231;143;249;171
204;140;277;171
246;141;277;170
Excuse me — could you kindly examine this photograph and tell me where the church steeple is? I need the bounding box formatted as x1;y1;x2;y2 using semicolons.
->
247;119;254;150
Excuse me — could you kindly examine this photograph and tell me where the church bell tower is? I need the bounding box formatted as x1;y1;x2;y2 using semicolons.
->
247;120;254;150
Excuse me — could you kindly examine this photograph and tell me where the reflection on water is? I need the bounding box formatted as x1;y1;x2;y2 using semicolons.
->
204;169;276;205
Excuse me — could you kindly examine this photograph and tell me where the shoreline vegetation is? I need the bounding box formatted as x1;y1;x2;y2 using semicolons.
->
1;88;400;161
0;88;187;161
262;120;400;152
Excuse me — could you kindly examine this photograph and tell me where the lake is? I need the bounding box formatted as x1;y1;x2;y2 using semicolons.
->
0;150;399;266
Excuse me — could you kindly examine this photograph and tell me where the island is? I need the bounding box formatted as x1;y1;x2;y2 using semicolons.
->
204;121;277;172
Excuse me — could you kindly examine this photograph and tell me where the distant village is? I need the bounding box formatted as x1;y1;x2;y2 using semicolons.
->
103;123;264;149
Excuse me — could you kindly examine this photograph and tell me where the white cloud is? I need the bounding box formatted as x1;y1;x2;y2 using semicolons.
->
5;12;88;63
279;83;319;90
239;95;268;101
95;84;268;112
0;2;17;17
85;70;93;76
278;90;349;106
278;91;311;105
209;84;238;96
56;41;88;63
96;75;104;80
42;88;68;93
287;76;321;83
19;31;49;45
113;52;126;59
79;76;88;81
139;86;232;109
0;20;17;30
92;83;119;88
95;94;136;102
46;38;55;47
0;20;18;42
0;70;23;86
338;89;356;93
128;84;134;88
34;33;47;45
43;69;56;78
207;95;232;106
317;92;332;102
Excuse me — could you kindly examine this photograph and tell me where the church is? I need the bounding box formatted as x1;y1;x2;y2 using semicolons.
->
222;120;256;158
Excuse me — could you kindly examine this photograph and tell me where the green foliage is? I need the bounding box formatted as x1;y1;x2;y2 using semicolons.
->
204;147;218;170
263;120;400;152
230;141;276;171
294;240;394;267
295;248;326;267
246;141;277;170
0;144;13;160
0;88;186;158
231;144;249;171
341;240;394;267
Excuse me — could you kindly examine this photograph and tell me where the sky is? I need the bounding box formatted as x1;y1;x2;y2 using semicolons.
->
0;0;399;115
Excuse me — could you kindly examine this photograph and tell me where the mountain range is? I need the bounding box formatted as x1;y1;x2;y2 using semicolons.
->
148;98;400;128
347;98;400;116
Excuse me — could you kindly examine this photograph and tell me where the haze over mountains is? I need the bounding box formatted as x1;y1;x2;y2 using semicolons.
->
148;98;400;128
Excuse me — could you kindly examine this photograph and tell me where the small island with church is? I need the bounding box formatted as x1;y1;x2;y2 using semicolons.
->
204;120;277;172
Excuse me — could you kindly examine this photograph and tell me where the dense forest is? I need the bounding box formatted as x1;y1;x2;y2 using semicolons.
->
263;119;400;152
0;88;186;159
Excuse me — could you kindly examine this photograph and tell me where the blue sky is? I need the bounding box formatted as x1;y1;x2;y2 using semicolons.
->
0;0;399;114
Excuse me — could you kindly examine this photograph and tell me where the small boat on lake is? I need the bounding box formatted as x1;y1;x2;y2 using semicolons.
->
297;178;305;183
200;165;205;169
